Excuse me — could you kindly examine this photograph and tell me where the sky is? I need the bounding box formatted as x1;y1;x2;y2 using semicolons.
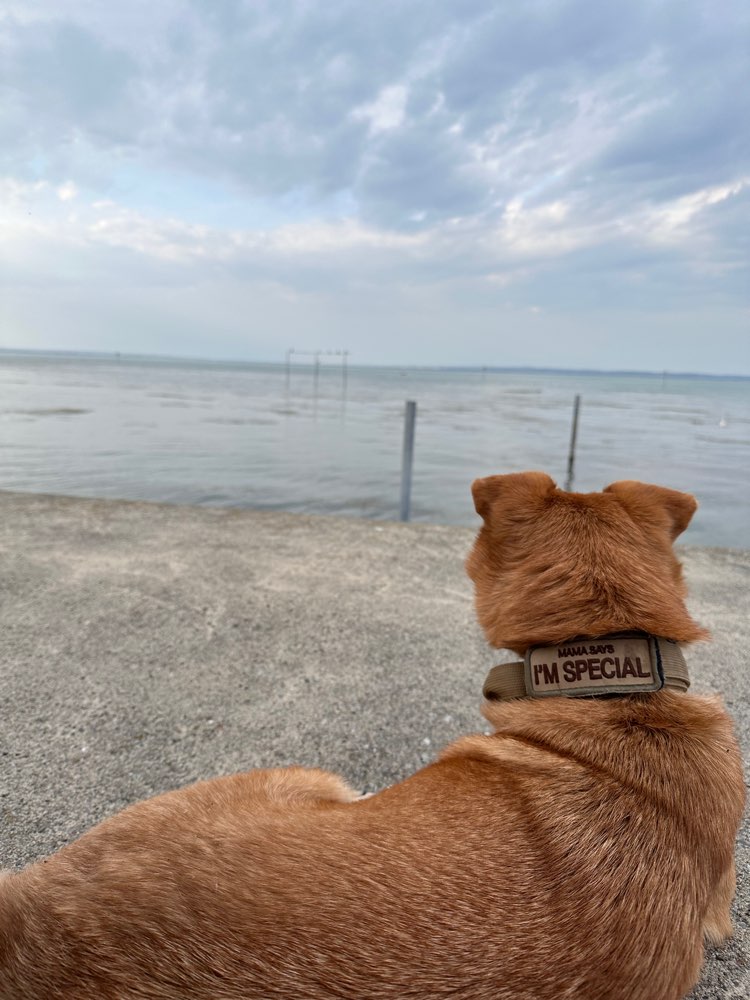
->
1;0;748;373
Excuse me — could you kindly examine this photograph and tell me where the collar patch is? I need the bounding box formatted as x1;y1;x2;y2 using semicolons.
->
527;634;661;697
483;632;690;702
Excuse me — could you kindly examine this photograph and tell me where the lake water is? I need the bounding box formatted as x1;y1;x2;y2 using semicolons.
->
0;352;748;548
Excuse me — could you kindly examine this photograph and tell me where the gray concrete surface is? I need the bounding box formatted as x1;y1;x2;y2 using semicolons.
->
0;490;748;998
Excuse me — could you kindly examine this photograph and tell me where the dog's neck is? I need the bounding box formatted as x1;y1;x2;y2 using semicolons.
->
483;630;690;703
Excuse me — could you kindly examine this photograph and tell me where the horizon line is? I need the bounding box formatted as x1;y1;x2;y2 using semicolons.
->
0;345;747;381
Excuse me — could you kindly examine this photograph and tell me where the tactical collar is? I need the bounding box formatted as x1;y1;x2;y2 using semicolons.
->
483;631;690;702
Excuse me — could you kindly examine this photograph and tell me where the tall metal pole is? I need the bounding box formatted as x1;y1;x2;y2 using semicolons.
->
400;400;417;521
565;394;581;492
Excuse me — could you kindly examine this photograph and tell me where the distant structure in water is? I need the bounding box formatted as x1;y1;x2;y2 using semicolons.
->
285;348;349;397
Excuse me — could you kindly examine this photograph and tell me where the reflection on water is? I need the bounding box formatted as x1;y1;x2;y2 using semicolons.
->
0;352;748;548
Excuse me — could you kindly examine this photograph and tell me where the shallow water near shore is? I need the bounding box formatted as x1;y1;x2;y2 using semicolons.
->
0;351;748;547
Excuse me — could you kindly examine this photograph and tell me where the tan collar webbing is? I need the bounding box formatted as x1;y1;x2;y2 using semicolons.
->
483;632;690;702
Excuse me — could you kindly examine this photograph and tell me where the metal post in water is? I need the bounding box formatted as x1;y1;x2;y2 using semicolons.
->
313;351;320;397
285;348;293;392
342;350;349;400
400;400;417;521
564;394;581;492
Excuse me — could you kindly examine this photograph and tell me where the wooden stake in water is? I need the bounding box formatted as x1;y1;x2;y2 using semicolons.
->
565;394;581;492
400;400;417;521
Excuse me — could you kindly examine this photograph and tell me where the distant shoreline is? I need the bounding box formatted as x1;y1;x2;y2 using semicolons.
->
0;346;747;382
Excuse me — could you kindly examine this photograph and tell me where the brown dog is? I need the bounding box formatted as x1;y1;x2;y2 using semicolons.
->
0;473;744;1000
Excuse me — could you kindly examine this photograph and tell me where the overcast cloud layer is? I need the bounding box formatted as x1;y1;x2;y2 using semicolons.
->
1;0;748;371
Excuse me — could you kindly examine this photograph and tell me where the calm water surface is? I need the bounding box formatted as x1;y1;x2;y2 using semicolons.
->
0;353;748;548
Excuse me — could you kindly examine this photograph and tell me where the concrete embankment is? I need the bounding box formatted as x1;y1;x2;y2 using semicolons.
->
0;491;748;998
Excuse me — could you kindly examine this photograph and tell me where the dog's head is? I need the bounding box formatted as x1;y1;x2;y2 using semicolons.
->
466;472;706;653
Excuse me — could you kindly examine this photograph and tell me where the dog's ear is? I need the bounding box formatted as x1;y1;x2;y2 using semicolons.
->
471;471;556;521
604;481;697;540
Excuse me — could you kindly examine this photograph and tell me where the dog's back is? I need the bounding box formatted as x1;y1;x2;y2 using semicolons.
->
1;694;743;1000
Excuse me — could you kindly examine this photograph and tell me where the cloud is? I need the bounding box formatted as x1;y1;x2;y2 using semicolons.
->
3;1;744;217
637;178;750;244
352;85;408;135
0;0;748;370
